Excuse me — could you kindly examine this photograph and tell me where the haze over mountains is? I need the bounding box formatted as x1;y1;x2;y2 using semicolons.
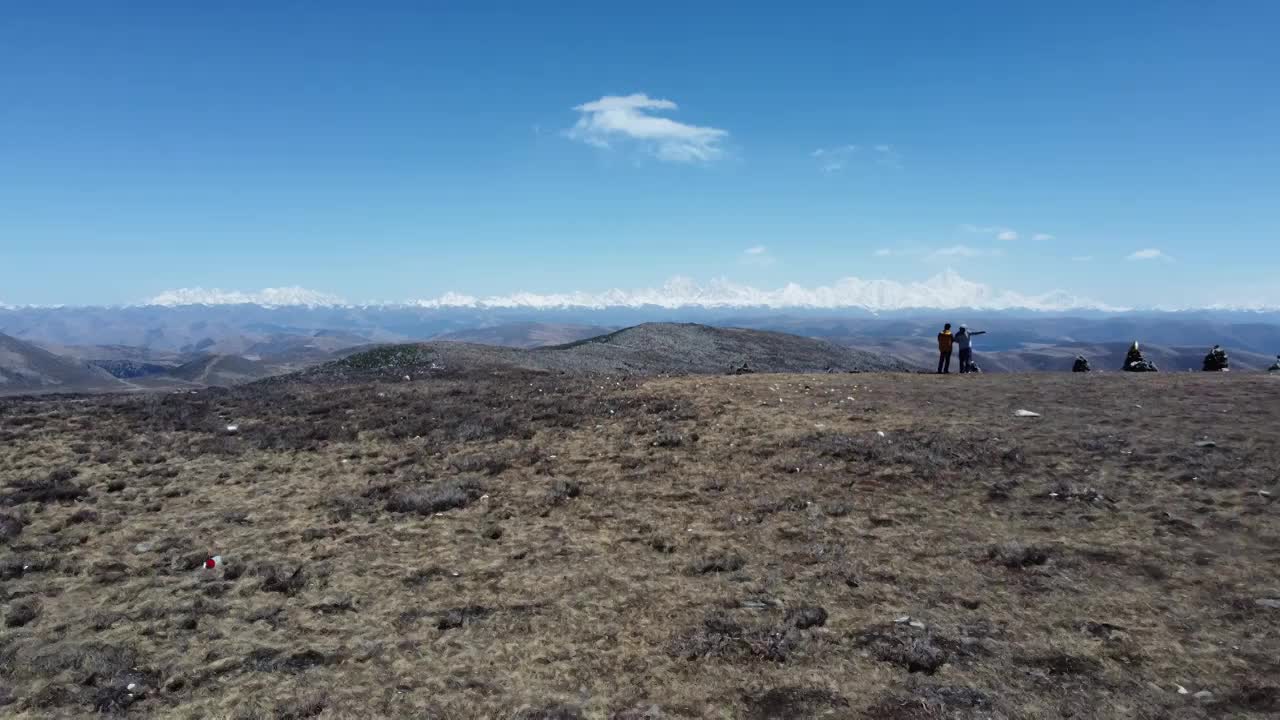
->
3;289;1280;395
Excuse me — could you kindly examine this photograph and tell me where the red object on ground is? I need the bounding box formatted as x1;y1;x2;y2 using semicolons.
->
205;557;216;569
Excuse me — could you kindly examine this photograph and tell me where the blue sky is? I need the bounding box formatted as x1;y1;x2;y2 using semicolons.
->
2;2;1277;307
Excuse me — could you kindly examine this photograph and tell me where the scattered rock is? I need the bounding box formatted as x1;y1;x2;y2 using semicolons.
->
784;606;828;629
0;512;22;544
4;598;40;628
689;552;746;574
310;594;356;614
546;479;581;504
987;543;1050;569
855;623;953;674
512;704;584;720
1014;409;1041;418
436;605;492;630
1193;690;1215;703
743;687;848;720
258;565;307;596
737;596;782;610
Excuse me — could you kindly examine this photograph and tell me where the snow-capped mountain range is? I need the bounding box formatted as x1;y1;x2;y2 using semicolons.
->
139;271;1127;312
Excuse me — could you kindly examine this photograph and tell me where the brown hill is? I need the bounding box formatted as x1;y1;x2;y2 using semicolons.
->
304;323;915;382
0;333;129;394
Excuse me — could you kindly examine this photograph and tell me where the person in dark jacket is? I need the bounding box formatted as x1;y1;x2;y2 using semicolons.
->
936;323;954;374
954;325;987;374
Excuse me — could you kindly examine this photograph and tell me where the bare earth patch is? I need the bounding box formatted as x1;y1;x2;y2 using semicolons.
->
1;372;1278;718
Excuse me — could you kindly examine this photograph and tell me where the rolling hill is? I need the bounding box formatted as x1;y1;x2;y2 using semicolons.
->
0;333;130;394
302;322;915;382
165;354;276;387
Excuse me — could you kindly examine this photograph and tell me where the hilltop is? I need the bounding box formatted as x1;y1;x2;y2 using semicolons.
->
1;371;1277;717
301;322;914;383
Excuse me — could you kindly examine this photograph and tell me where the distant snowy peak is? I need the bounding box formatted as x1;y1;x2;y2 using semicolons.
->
146;287;347;307
409;271;1125;312
143;272;1122;311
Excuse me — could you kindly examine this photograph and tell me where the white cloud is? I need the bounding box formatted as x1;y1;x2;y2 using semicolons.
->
565;93;728;164
812;143;901;172
1071;255;1094;262
873;248;893;257
1127;248;1172;261
962;224;1018;240
146;287;347;307
741;245;775;266
927;245;1003;261
811;144;859;173
407;270;1118;311
1032;233;1054;241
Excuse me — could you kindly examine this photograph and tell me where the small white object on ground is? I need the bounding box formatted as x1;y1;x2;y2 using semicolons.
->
908;620;926;629
1176;685;1189;695
225;424;239;434
1014;409;1041;417
1193;691;1214;702
893;615;911;624
1194;440;1216;448
877;431;886;437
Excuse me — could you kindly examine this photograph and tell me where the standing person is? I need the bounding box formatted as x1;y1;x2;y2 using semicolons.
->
954;325;987;373
936;323;954;374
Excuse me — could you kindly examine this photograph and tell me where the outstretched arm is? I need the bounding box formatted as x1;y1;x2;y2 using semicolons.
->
973;330;987;336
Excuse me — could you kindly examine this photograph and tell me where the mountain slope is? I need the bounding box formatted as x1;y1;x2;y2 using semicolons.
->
165;354;275;386
301;323;915;382
430;322;612;348
0;333;129;393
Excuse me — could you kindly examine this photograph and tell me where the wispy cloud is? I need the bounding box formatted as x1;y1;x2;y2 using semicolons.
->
1127;248;1172;262
741;245;775;266
811;143;900;172
962;223;1015;237
565;93;728;164
927;245;1003;261
962;224;1054;242
810;144;859;173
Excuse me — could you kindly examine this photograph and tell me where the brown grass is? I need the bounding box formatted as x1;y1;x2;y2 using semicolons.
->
1;371;1278;718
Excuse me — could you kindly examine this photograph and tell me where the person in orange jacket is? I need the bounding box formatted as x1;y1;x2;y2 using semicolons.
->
936;323;954;374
